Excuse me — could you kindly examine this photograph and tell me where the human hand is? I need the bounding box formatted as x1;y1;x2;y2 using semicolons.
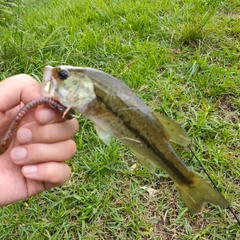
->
0;74;78;206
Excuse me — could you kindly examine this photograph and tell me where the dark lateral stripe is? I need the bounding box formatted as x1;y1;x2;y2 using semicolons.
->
96;95;192;185
125;121;192;185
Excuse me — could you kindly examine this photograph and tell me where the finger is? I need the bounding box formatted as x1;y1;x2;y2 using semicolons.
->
16;118;78;144
11;140;76;164
34;106;69;124
0;74;41;112
22;162;72;190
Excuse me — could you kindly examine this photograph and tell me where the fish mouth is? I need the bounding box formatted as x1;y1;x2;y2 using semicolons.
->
42;65;58;99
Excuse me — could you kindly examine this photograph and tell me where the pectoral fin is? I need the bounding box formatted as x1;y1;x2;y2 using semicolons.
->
132;151;156;173
154;112;190;146
94;124;111;145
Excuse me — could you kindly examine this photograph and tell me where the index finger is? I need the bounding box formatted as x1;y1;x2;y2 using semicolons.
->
0;74;41;112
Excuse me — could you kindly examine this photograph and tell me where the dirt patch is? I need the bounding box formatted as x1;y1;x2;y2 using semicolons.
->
217;94;239;124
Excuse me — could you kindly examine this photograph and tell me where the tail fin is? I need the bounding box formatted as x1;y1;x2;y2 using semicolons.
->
176;175;229;214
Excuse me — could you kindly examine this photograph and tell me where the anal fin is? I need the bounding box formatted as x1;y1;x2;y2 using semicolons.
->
133;151;156;173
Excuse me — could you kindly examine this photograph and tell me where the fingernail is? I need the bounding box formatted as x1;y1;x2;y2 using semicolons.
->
11;147;27;161
22;165;37;174
38;108;55;123
17;128;32;144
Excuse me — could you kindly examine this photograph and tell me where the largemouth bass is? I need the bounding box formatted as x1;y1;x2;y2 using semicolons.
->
42;65;229;213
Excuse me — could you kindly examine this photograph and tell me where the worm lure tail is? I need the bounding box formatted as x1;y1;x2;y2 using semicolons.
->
0;97;74;155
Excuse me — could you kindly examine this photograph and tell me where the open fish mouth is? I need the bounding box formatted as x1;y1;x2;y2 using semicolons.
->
42;65;58;98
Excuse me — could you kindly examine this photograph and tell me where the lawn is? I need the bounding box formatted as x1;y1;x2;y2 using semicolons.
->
0;0;239;239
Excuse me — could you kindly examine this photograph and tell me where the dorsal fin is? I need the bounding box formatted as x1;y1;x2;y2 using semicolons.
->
153;112;190;146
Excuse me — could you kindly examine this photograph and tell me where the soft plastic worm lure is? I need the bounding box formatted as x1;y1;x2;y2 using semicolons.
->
0;97;74;155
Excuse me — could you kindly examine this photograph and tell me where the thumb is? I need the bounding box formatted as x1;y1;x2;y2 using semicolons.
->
0;74;41;112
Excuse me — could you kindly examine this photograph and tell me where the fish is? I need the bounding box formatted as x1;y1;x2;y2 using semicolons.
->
41;65;229;214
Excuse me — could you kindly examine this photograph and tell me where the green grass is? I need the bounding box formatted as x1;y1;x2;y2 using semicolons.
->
0;0;239;239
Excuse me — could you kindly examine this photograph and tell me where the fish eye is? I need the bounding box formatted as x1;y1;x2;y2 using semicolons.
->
58;69;69;80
